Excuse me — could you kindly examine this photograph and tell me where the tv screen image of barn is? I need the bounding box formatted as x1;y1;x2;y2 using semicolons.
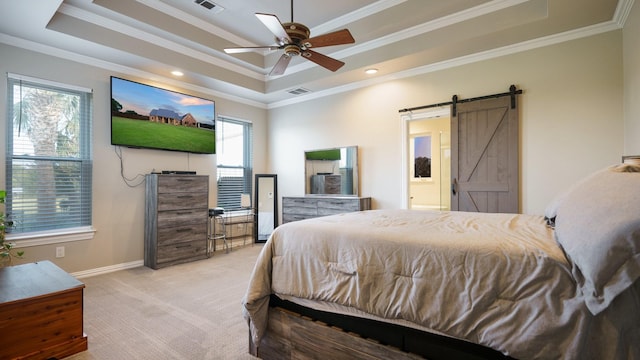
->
110;76;216;154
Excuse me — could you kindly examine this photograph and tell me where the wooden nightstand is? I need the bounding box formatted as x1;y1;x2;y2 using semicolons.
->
0;260;87;359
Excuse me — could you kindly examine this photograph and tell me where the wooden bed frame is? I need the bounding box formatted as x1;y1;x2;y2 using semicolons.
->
249;295;514;360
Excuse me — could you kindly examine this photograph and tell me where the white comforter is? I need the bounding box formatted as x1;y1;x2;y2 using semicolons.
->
242;209;640;359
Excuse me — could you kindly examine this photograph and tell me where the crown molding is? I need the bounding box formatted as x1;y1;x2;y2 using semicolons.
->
268;19;623;109
59;3;267;80
1;0;630;109
136;0;255;47
311;0;407;35
614;0;635;27
0;33;269;109
278;0;534;77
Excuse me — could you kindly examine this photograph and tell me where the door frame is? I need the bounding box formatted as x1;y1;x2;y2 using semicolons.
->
400;106;451;209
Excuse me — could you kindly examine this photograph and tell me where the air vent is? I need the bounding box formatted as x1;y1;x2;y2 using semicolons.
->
194;0;224;14
287;87;311;95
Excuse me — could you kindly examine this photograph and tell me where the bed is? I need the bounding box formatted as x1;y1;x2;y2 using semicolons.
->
242;164;640;359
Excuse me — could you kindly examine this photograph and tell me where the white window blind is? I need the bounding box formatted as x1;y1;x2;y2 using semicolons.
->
216;116;252;210
6;75;93;234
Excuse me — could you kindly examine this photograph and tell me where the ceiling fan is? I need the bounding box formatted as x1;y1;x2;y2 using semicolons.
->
224;0;355;76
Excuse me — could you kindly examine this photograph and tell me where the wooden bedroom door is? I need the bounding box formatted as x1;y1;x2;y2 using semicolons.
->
450;95;519;213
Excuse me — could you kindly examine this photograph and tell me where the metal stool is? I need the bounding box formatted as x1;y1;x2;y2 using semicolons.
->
208;207;227;256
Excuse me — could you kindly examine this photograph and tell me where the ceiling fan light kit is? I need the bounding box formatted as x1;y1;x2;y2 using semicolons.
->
224;1;355;76
282;22;310;44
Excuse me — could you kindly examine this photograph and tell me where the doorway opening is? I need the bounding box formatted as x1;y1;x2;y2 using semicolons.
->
401;107;451;210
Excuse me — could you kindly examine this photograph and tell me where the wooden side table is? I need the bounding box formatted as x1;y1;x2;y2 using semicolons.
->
0;261;88;359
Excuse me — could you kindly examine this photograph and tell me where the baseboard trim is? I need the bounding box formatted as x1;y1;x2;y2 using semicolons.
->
70;242;258;278
71;260;144;279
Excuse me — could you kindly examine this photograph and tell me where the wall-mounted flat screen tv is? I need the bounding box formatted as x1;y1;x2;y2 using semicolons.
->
110;76;216;154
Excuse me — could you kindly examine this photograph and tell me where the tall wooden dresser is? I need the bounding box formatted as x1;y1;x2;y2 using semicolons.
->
145;174;209;269
282;196;371;223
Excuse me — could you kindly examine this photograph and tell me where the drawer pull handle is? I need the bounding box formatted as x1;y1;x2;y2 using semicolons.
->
177;195;193;199
175;228;192;233
176;211;193;215
175;244;191;249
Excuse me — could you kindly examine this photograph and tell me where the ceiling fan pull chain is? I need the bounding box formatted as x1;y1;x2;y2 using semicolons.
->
291;0;294;22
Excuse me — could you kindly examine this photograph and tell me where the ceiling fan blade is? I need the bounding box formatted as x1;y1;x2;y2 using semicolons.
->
269;54;293;76
224;46;281;54
304;29;355;48
256;13;291;45
302;50;345;72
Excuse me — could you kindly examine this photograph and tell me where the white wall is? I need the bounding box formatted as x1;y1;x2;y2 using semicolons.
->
0;44;268;272
269;31;624;215
624;1;640;154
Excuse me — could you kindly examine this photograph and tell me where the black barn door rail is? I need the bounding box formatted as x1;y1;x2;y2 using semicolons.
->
398;85;522;116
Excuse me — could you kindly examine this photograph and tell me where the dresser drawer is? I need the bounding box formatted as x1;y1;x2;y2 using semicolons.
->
282;198;317;217
282;196;371;223
317;199;363;212
283;206;317;217
157;175;208;194
283;197;317;209
156;240;207;265
157;192;208;211
318;207;354;216
157;209;207;227
157;222;207;246
283;213;316;223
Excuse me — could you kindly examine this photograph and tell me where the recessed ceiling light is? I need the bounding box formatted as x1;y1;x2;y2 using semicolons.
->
365;68;378;75
171;70;184;77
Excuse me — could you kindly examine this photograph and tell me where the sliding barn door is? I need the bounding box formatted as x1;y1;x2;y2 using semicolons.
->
451;95;519;213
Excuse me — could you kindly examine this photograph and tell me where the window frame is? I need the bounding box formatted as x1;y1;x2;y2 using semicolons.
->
216;115;253;211
5;73;95;246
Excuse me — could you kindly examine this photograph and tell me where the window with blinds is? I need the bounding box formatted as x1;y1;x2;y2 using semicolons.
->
6;74;93;234
216;116;252;210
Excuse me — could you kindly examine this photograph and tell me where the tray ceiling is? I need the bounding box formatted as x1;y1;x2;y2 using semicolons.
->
0;0;629;107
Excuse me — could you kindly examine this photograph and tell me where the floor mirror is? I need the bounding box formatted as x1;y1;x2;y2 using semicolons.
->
254;174;278;243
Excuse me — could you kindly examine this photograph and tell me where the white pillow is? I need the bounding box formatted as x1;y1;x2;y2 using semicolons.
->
553;164;640;315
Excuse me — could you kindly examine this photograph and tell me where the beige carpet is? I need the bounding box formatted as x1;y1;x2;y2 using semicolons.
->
66;244;263;360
